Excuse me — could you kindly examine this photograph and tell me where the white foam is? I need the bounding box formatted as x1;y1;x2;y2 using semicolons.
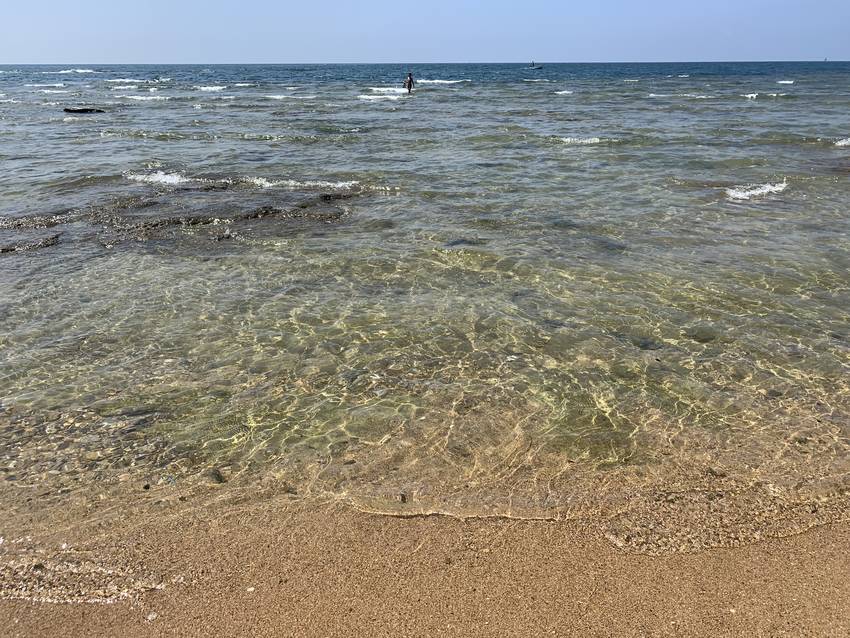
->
234;83;256;87
678;74;690;78
106;78;145;83
125;171;361;191
743;93;759;100
777;80;795;85
0;99;19;103
836;138;850;147
40;89;69;94
62;116;81;122
523;79;550;82
555;90;574;95
44;69;99;74
624;79;640;82
368;87;408;94
557;137;606;145
358;94;403;101
116;95;170;101
266;94;317;100
25;83;65;87
649;93;715;99
726;180;788;201
194;85;227;92
126;171;192;185
111;85;137;90
417;79;469;85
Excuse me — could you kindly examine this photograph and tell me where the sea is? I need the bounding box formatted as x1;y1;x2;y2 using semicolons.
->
1;62;849;553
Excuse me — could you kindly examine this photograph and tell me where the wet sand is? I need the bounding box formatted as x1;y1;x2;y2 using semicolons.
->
2;492;848;637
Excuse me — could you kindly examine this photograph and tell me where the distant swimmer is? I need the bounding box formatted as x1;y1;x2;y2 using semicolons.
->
403;72;415;94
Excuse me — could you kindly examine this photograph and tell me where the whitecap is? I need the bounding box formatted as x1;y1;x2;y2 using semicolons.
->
266;94;317;100
417;79;469;85
126;171;192;185
358;94;403;101
555;90;574;95
777;80;795;85
726;180;788;201
105;78;146;83
194;85;227;92
368;87;408;94
111;85;137;90
743;93;759;100
116;95;170;101
25;83;65;87
523;79;550;82
62;116;82;122
557;136;607;145
44;69;99;74
836;138;850;147
41;90;69;94
234;83;256;87
624;79;640;82
678;74;690;78
0;99;19;103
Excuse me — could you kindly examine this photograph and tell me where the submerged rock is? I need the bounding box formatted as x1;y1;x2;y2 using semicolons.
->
63;108;105;114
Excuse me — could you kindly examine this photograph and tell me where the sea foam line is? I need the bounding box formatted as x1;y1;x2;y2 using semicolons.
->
124;171;363;191
726;180;788;201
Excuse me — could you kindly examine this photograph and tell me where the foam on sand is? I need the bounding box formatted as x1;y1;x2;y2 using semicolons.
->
726;180;788;201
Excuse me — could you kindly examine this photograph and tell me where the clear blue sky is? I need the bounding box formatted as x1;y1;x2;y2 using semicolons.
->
2;0;847;63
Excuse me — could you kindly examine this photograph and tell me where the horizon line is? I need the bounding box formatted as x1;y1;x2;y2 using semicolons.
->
0;59;846;66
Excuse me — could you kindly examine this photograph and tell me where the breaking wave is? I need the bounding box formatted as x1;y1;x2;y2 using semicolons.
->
726;180;788;201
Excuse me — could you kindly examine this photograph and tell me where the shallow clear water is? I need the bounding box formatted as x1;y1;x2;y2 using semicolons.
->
1;63;849;550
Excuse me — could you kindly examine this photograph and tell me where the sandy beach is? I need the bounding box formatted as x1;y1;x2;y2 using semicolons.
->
2;482;849;637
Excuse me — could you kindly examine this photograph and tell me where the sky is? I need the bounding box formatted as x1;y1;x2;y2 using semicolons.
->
1;0;848;64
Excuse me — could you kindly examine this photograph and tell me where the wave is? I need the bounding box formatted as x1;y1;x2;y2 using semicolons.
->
743;93;759;100
0;99;19;103
194;85;227;92
649;93;715;99
624;79;640;82
523;79;550;82
126;171;192;185
556;136;611;146
726;180;788;201
777;80;795;85
234;83;256;87
368;87;408;94
836;138;850;147
678;74;690;78
110;85;138;90
124;171;362;191
25;83;65;87
358;94;403;101
43;69;99;74
115;95;170;101
266;94;317;100
554;90;574;95
417;79;469;85
40;89;69;94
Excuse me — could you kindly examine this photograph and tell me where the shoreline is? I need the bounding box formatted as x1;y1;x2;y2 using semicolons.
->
2;490;849;637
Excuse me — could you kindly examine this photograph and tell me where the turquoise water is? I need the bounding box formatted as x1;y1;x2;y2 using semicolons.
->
1;63;849;549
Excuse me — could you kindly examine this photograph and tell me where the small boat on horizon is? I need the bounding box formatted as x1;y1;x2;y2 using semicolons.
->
529;61;544;70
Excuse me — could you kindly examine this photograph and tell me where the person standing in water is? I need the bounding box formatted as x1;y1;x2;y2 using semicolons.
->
403;72;415;94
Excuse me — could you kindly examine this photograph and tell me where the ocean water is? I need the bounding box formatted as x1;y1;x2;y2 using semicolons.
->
1;62;849;552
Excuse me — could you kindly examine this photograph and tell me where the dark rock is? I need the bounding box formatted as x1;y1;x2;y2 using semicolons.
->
63;108;106;114
206;468;227;484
